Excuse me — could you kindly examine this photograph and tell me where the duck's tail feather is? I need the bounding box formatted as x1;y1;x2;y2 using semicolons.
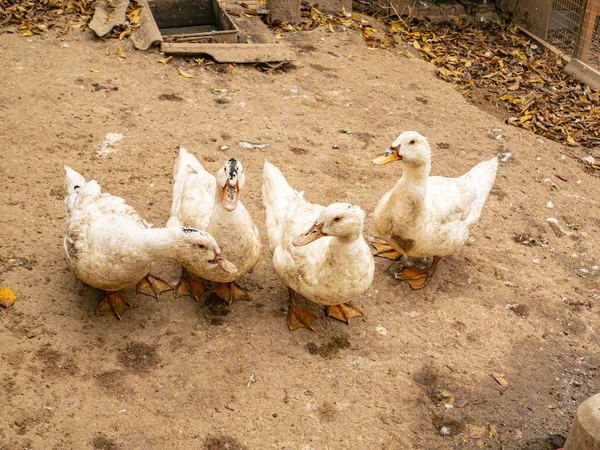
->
64;166;87;215
262;160;304;253
463;156;499;228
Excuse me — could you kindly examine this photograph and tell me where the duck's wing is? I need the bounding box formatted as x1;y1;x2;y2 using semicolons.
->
262;161;323;254
167;146;216;230
63;167;149;263
426;156;498;227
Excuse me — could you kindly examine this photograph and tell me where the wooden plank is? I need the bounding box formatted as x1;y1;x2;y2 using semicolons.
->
161;42;296;62
230;15;277;43
574;0;600;60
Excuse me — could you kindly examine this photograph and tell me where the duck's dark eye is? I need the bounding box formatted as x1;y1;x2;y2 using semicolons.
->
198;244;206;250
333;217;341;222
409;139;416;145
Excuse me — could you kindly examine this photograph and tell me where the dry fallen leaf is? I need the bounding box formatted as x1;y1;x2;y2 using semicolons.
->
0;286;16;310
178;67;194;78
159;56;173;64
117;47;126;58
89;68;99;73
22;29;33;37
492;372;509;387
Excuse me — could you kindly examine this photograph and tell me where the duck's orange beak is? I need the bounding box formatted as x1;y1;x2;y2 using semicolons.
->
292;222;326;246
222;180;239;211
373;147;401;165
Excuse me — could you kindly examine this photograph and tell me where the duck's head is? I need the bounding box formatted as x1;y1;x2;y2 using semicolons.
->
176;227;237;274
373;131;430;167
293;203;366;246
216;158;245;212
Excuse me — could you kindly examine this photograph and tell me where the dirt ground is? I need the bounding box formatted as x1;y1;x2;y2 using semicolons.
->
1;20;599;450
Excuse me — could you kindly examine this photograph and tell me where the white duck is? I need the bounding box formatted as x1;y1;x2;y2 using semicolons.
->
262;161;374;331
372;131;498;289
167;148;261;304
63;166;237;320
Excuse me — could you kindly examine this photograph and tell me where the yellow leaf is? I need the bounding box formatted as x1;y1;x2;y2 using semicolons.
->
178;67;194;78
159;56;173;64
412;40;421;50
438;67;453;77
119;30;129;40
128;7;142;24
492;373;508;387
90;68;100;73
0;287;16;310
22;29;34;37
342;5;347;15
105;50;111;56
519;114;533;123
117;47;126;58
389;23;403;33
507;81;520;91
195;57;205;66
328;23;334;33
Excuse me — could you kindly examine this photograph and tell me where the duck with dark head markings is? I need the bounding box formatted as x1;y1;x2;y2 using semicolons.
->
167;148;261;305
371;130;498;289
63;166;236;320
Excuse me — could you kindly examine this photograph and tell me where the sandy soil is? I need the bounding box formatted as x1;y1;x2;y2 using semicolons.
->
1;21;599;450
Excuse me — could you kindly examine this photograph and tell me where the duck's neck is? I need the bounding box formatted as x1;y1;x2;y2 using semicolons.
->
137;228;180;260
394;161;430;193
327;231;364;260
387;162;430;222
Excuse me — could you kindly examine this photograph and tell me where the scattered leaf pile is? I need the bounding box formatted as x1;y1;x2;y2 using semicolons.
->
387;19;600;148
273;1;394;49
0;0;94;36
0;0;142;41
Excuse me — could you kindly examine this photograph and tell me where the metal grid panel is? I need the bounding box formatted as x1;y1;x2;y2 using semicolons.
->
548;0;600;69
547;0;584;54
574;0;600;67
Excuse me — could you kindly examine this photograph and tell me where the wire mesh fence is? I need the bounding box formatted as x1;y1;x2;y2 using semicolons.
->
547;0;600;69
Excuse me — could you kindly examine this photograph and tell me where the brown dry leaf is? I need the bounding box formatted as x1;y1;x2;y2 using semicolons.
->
178;67;194;78
0;286;16;310
159;56;173;64
117;47;126;58
465;424;486;439
492;372;508;387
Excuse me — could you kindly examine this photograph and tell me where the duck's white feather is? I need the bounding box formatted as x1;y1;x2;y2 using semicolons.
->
263;161;374;306
64;167;157;291
167;147;216;229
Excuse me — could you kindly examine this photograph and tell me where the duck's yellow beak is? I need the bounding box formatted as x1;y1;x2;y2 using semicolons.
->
222;180;239;211
292;222;325;246
373;148;401;165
